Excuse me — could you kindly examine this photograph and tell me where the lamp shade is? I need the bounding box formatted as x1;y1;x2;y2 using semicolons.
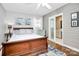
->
8;25;12;28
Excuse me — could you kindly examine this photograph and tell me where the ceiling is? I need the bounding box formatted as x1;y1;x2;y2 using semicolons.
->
2;3;67;16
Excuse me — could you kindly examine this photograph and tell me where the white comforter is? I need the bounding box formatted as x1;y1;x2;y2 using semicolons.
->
8;34;44;42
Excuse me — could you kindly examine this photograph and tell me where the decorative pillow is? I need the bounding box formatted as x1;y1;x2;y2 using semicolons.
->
25;29;33;34
19;29;33;34
19;29;26;34
13;30;20;35
13;29;33;35
36;29;45;36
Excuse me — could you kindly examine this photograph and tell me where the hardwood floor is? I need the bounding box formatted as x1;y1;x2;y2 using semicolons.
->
1;39;79;56
48;40;79;56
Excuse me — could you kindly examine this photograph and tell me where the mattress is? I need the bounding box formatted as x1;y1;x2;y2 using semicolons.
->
8;33;44;42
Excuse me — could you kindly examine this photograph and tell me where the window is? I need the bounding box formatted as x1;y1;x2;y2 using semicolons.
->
33;18;43;30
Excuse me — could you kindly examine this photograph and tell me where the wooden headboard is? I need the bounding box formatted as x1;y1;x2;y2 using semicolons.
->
13;27;33;30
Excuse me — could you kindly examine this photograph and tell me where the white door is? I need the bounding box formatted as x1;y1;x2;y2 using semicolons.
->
49;16;55;41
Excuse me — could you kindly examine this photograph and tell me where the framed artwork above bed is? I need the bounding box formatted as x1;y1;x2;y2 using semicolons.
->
16;18;32;25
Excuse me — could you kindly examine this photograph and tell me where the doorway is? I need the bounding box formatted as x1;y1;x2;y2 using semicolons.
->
48;13;63;45
56;15;62;39
55;13;63;44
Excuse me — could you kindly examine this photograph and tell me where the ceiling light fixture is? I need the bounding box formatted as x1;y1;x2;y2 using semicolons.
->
36;3;52;9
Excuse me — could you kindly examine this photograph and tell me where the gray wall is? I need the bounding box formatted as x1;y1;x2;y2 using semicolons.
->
43;3;79;49
0;4;6;45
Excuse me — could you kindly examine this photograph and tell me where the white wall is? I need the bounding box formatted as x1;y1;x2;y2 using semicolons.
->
0;4;6;45
5;11;43;31
43;3;79;51
0;4;43;56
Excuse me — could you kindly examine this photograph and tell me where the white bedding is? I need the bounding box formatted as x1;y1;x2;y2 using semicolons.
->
8;33;44;42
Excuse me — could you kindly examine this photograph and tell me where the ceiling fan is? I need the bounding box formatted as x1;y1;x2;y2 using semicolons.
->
36;3;52;9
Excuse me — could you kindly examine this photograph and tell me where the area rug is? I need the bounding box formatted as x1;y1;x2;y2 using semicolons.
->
39;45;66;56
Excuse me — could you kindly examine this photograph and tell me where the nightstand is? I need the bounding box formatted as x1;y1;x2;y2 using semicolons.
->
4;32;12;41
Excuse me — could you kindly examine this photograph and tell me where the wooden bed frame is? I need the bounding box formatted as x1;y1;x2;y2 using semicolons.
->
2;27;48;56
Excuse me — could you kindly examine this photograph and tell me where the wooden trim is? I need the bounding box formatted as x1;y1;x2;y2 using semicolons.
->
13;27;33;30
2;37;47;45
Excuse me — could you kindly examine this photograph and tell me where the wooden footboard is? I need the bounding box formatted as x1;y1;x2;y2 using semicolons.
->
2;37;48;56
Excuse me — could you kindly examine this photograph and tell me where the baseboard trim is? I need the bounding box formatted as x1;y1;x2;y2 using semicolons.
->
48;39;79;52
63;44;79;52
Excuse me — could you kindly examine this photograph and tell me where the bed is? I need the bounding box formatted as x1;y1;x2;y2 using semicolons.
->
2;27;48;56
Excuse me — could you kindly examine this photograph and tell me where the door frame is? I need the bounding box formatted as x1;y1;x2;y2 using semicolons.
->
48;16;55;41
48;13;63;45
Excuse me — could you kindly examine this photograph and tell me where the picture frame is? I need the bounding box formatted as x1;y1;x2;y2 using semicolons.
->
16;18;32;25
16;18;24;25
25;18;32;25
71;12;79;27
71;20;77;27
71;13;77;19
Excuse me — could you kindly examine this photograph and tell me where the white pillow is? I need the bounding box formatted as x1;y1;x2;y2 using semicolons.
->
19;29;26;34
36;29;45;36
13;30;20;35
25;29;33;34
13;29;33;35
